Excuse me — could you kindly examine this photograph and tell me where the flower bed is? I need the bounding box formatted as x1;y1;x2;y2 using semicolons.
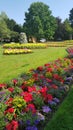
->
66;46;73;57
0;58;73;130
3;43;48;49
47;42;66;47
3;49;33;55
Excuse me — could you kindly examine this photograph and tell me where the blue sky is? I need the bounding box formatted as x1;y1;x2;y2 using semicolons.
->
0;0;73;25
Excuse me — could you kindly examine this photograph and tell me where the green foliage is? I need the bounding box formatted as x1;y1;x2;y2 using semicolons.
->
0;19;11;40
19;111;38;127
63;19;73;40
33;93;45;109
69;8;73;27
0;12;22;42
24;2;57;41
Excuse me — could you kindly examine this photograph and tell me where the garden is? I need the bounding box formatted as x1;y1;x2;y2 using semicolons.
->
0;42;73;130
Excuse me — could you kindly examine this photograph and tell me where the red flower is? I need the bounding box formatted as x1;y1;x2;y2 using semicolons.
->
20;91;25;96
47;68;52;72
52;84;58;89
33;73;39;81
12;79;18;86
0;83;6;89
25;103;36;113
23;92;33;102
21;85;28;91
46;78;52;83
8;107;14;113
8;87;14;92
28;86;36;92
44;63;50;67
53;74;62;81
4;107;14;115
33;73;38;77
6;120;18;130
5;98;13;106
37;66;43;71
39;87;47;97
6;123;12;130
39;75;45;79
46;94;53;101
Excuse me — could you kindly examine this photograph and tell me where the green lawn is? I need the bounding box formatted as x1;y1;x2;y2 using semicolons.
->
0;46;67;82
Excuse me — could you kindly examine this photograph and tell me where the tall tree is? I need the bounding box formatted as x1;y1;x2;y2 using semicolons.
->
0;20;10;42
24;2;57;41
69;8;73;27
54;17;64;40
63;19;73;40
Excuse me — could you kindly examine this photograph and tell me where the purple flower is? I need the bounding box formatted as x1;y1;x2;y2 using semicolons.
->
42;106;52;113
66;77;72;81
37;112;45;120
26;120;31;125
48;100;57;105
0;91;6;95
34;120;40;125
53;97;60;103
19;120;24;126
25;125;38;130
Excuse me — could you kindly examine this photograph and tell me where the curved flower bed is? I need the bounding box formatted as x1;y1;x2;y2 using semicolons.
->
3;49;33;55
0;58;73;130
3;43;48;49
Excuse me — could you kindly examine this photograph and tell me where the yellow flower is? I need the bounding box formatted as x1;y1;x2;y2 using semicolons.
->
17;104;22;108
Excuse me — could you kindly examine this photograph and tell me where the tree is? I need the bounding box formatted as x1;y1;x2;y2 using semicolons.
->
54;17;65;40
6;18;16;31
23;2;57;41
0;12;8;21
69;8;73;27
0;19;11;42
13;24;23;33
63;19;73;40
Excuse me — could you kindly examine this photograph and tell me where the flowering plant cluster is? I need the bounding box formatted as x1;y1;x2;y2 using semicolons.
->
3;43;47;49
47;42;66;47
3;49;32;55
0;58;73;130
66;46;73;57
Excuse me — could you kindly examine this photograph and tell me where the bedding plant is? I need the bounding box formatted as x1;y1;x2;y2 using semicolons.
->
0;58;73;130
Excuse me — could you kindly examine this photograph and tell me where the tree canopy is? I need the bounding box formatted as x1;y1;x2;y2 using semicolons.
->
23;2;57;41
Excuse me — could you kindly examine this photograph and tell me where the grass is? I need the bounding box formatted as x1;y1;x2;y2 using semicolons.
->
0;46;67;82
45;87;73;130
